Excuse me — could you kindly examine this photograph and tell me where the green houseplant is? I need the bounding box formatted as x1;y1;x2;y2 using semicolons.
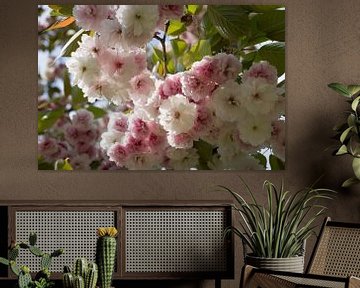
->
0;232;63;288
222;179;334;272
328;83;360;187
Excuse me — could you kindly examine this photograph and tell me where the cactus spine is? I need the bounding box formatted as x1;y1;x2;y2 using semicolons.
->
96;227;118;288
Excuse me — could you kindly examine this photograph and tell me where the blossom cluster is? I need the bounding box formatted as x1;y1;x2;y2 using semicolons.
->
65;5;285;170
38;109;116;170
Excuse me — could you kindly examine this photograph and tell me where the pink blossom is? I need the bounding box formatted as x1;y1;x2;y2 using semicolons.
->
108;113;128;133
157;5;183;28
108;143;128;166
129;117;150;138
242;61;278;85
158;5;183;19
131;49;147;73
191;56;221;82
73;5;112;32
167;133;194;149
191;104;213;135
146;122;167;152
181;72;216;102
64;125;80;145
38;137;59;157
214;53;242;84
129;72;155;104
157;73;183;100
125;134;148;154
98;49;134;80
70;109;94;129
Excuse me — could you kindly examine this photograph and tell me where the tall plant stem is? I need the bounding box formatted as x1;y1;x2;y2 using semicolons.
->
153;21;170;77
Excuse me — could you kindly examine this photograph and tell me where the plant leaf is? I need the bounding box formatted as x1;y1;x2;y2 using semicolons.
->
187;5;203;15
49;5;74;17
352;157;360;179
336;145;348;155
342;177;360;187
86;105;107;119
269;154;285;170
167;20;186;36
38;108;64;134
328;83;352;97
206;5;251;40
55;28;84;61
253;10;285;42
43;16;75;32
351;95;360;111
340;126;353;143
255;42;285;76
55;158;73;171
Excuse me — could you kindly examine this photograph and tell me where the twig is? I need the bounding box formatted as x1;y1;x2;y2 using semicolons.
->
153;21;170;77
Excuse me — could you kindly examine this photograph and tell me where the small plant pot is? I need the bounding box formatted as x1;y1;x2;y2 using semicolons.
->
245;254;305;273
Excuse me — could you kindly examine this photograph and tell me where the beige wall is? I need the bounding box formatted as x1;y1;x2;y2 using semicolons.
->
0;0;359;287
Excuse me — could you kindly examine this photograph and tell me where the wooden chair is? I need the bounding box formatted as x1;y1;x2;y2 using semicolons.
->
241;217;360;288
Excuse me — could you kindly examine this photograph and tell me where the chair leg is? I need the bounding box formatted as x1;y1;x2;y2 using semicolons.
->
215;278;221;288
240;265;255;288
349;276;360;288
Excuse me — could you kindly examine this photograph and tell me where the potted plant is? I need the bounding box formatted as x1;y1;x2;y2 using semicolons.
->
221;179;334;273
328;83;360;187
0;232;63;288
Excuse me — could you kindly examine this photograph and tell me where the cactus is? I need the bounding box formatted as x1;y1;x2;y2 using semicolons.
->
41;253;52;270
18;270;32;288
29;232;37;246
74;258;88;279
85;263;98;288
63;272;74;288
0;232;63;288
63;260;98;288
96;227;118;288
29;245;44;257
73;275;85;288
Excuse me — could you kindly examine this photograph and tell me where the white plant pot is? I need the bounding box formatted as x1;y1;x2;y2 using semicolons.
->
245;254;305;273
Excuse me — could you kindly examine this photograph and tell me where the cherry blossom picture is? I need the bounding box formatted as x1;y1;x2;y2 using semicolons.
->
38;5;285;170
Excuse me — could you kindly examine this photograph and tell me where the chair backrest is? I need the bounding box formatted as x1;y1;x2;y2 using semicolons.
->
307;217;360;277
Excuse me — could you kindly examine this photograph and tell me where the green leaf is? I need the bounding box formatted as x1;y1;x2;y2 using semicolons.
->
42;16;75;32
86;105;107;119
206;5;251;40
63;70;71;98
242;5;283;12
336;145;348;155
187;5;203;15
55;158;73;171
152;46;164;63
38;159;54;170
342;177;360;188
347;85;360;96
56;28;84;61
351;95;360;111
38;108;64;134
167;20;186;36
352;157;360;179
49;5;74;17
0;257;9;266
183;39;212;68
71;86;86;107
328;83;353;98
255;42;285;76
171;39;188;57
269;154;285;170
194;140;214;170
340;126;353;143
253;10;285;41
252;153;267;168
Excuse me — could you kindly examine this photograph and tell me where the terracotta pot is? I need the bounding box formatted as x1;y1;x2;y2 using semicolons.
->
245;254;305;273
